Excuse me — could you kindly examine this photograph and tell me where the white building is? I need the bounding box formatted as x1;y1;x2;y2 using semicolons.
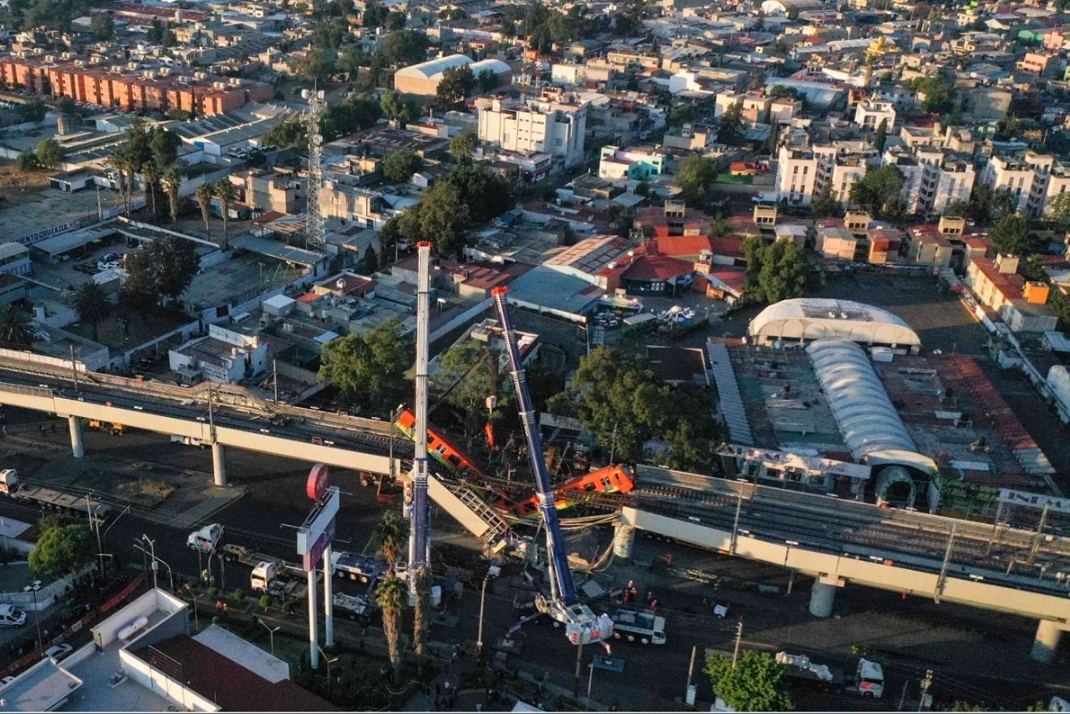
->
884;145;975;215
980;151;1070;215
775;142;876;205
169;323;269;384
477;92;588;167
854;97;897;130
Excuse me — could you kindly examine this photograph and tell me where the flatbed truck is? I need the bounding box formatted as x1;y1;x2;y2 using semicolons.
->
0;469;111;520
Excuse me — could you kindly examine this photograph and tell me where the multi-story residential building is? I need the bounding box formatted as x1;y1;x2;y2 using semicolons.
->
477;92;587;168
321;178;386;230
775;142;876;206
598;146;668;181
883;146;975;215
854;97;897;130
980;152;1070;215
232;169;304;216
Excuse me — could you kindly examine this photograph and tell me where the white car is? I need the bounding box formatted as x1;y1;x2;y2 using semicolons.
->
1;675;16;687
45;643;74;662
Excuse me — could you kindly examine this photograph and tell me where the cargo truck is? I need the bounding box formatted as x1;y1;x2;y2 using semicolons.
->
0;469;111;521
776;651;846;692
609;608;666;645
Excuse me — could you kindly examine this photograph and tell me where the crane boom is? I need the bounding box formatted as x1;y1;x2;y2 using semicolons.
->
491;286;613;647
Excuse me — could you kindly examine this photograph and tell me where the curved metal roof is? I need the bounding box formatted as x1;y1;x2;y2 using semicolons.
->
395;54;472;81
749;298;920;347
806;339;916;461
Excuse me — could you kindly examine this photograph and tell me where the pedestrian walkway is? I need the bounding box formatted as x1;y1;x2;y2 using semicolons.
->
167;485;246;529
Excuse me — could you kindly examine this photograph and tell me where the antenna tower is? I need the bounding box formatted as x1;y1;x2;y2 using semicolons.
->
303;88;326;250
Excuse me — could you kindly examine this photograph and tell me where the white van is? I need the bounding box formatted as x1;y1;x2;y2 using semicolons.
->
0;604;27;627
187;523;223;553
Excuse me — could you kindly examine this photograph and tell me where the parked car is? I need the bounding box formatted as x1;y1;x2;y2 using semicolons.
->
0;604;26;627
44;643;73;662
1;675;15;687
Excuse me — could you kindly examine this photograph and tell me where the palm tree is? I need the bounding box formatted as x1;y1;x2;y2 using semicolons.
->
376;573;407;680
0;304;33;348
213;179;233;250
109;151;130;216
161;168;181;225
74;281;112;343
195;182;213;240
412;565;430;659
372;511;407;568
141;162;160;218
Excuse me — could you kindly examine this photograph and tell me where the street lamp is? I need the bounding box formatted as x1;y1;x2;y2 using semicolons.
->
258;618;281;656
585;660;596;712
184;584;200;630
476;577;488;661
23;580;42;651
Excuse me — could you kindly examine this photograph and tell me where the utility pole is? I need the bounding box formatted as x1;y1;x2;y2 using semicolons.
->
685;644;698;709
1028;505;1049;565
272;360;279;404
731;617;744;668
87;494;103;575
70;344;79;392
730;485;745;555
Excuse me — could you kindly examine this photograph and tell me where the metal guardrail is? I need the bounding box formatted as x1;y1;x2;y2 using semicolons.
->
0;381;53;398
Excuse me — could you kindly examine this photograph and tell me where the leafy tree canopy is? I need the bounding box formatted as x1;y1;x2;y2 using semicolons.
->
743;237;819;305
705;651;793;712
434;339;511;433
383;149;423;184
990;213;1036;256
903;75;957;115
319;320;412;412
380;29;430;67
674;156;719;206
29;522;96;581
435;64;474;110
123;236;200;308
849;164;905;218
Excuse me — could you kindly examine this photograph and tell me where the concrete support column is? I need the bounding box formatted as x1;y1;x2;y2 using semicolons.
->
308;567;319;670
323;544;334;648
613;524;635;559
211;442;227;487
1031;619;1063;663
68;416;84;458
809;580;837;618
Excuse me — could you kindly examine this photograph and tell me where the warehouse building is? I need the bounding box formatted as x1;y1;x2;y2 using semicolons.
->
394;54;512;97
748;298;921;352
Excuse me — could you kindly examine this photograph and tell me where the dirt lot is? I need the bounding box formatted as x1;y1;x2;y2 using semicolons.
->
0;161;51;208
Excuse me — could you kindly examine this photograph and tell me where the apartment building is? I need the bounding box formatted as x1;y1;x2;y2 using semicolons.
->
321;178;386;230
884;145;975;215
980;152;1070;215
598;145;668;181
477;92;587;168
854;97;897;130
775;142;876;206
0;54;273;115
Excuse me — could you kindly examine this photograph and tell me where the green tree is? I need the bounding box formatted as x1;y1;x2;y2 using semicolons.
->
292;48;335;82
362;3;389;28
743;237;818;304
321;94;383;141
547;348;672;463
312;17;347;49
372;511;407;567
449;130;479;165
810;183;840;218
435;64;474;109
386;9;406;29
435;340;510;434
1050;288;1070;331
141;161;160;218
0;304;33;348
704;650;793;712
16;150;38;171
57;96;81;119
213;179;233;249
150;126;182;169
376;573;407;680
195;182;213;239
381;90;417;126
262;119;308;150
383;149;423;184
903;75;957;114
123;236;201;308
874;117;888;153
90;12;114;40
476;68;500;94
29;522;96;581
412;565;430;660
849;164;905;217
146;17;165;43
1046;191;1070;232
413;180;471;256
359;243;379;273
674;156;719;205
718;100;744;146
380;29;430;66
990;213;1034;256
319;320;412;411
445;165;512;222
662;390;721;471
73;280;112;342
16;100;47;124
